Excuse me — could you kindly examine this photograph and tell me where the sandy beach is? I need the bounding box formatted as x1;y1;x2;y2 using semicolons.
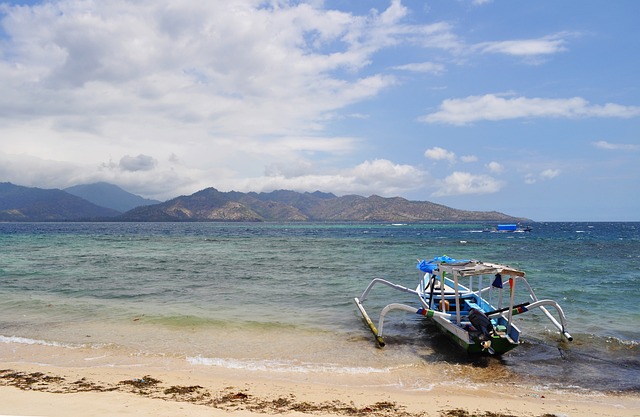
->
1;361;638;417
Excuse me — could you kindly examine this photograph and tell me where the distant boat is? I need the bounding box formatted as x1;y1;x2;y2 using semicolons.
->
496;224;532;233
497;224;518;232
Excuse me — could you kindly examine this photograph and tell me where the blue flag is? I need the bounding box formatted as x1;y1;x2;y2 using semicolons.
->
492;273;503;288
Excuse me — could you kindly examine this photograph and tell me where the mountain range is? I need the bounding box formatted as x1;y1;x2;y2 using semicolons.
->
118;187;527;222
65;182;161;212
0;182;120;221
0;182;528;222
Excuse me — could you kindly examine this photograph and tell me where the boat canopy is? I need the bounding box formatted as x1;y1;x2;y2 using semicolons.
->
417;256;525;278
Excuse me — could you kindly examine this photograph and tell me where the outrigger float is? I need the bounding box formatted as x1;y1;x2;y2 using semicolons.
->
354;256;572;354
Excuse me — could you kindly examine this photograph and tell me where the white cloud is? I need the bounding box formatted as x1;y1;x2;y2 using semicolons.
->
432;171;504;196
392;61;445;74
593;140;640;151
0;1;407;138
460;155;478;163
0;1;421;198
350;159;426;187
524;168;561;185
416;22;465;52
264;159;315;179
0;153;83;189
237;159;428;197
473;33;571;57
420;94;640;125
424;146;456;162
486;161;504;174
540;168;560;179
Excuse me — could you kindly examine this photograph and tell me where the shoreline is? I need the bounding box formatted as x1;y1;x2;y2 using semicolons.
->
1;362;638;417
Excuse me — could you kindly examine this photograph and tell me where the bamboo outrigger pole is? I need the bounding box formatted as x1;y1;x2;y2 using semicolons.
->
354;297;385;347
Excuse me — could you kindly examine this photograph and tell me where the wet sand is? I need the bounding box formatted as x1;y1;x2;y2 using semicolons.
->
1;362;638;417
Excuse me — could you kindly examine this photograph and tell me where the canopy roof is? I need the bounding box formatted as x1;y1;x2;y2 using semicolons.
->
418;256;525;277
439;260;525;277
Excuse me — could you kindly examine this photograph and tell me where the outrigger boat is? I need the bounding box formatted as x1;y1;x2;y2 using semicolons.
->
354;256;572;354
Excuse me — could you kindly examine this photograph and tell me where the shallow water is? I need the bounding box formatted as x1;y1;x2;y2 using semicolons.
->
0;222;638;392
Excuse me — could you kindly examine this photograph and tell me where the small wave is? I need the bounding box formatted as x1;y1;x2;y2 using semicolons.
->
187;356;390;375
0;335;79;349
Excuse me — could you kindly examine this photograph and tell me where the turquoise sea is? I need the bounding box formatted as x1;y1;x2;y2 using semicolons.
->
0;222;638;392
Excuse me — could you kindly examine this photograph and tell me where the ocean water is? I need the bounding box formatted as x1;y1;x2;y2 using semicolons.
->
0;222;638;392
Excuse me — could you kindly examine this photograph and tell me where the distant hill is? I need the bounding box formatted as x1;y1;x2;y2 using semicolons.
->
0;182;530;223
118;187;528;222
65;182;161;212
0;182;120;221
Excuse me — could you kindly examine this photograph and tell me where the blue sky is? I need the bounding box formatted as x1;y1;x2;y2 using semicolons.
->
0;0;638;221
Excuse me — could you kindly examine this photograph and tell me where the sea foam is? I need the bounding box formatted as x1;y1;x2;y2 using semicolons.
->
187;355;389;374
0;335;79;349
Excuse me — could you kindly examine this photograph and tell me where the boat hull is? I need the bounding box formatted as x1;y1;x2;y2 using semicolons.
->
432;316;519;355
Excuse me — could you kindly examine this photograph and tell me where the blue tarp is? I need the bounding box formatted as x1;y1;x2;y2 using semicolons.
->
417;255;470;273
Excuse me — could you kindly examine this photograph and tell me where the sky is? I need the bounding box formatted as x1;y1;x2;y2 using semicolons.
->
0;0;638;221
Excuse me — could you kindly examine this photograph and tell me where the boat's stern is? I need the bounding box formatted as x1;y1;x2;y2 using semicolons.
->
431;314;520;355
